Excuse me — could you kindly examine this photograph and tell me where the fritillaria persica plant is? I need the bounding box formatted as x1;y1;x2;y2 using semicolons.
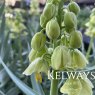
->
23;0;93;95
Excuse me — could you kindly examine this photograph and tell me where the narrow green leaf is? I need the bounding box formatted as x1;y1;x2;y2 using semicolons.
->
0;13;5;39
0;68;10;87
0;90;5;95
6;87;20;95
31;74;45;95
0;14;5;54
0;0;5;17
0;57;40;95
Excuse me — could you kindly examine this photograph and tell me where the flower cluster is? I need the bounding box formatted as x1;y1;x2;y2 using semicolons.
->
23;0;93;94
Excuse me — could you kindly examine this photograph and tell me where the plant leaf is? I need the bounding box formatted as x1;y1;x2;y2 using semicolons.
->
0;57;40;95
0;68;10;88
0;90;5;95
31;74;45;95
6;87;20;95
0;0;5;17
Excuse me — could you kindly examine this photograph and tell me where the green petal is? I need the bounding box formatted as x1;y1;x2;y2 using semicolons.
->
23;58;43;76
79;79;93;95
60;78;82;95
69;49;88;69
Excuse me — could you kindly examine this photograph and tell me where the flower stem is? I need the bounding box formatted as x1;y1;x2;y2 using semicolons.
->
86;37;94;59
50;70;58;95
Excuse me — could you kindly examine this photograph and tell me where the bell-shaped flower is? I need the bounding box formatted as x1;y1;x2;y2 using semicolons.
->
60;77;93;95
64;12;77;29
69;31;83;49
46;18;60;40
79;78;94;95
29;47;47;62
31;32;46;51
51;45;71;70
60;77;82;95
68;49;88;69
68;1;80;15
23;57;49;76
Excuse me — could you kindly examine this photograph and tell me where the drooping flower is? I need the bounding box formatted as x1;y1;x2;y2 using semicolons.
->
51;45;71;70
60;77;82;95
68;49;88;69
60;76;93;95
23;57;49;75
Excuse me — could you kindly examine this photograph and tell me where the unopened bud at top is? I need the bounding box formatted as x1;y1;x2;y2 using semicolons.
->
68;1;80;15
64;12;77;29
31;32;46;51
46;18;60;39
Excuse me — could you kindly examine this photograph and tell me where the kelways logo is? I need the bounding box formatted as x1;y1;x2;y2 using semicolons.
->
48;70;95;80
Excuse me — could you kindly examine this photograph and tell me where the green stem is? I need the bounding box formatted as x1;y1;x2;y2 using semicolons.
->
86;37;94;59
50;1;64;95
50;70;59;95
18;34;23;64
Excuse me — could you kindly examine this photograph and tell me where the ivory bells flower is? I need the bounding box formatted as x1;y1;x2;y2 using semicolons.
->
23;57;49;75
60;77;93;95
68;1;80;15
69;31;82;48
43;3;56;20
51;45;71;70
69;49;88;69
31;32;46;51
40;14;48;28
40;3;57;28
29;47;47;62
46;18;60;39
60;78;82;95
79;78;93;95
64;12;77;29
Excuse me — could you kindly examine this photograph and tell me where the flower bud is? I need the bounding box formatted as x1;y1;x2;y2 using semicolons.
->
48;48;53;54
65;27;75;33
29;47;47;62
69;31;82;48
68;1;80;15
64;12;77;29
29;49;37;62
46;18;60;39
52;0;61;4
31;32;46;51
40;3;57;28
60;78;82;95
69;49;88;69
51;45;71;70
40;14;48;28
23;57;49;75
43;3;56;20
